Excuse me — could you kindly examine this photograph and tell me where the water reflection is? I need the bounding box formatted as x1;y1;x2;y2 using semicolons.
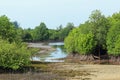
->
32;42;67;62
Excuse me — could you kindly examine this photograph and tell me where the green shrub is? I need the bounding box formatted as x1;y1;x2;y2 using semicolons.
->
64;27;96;55
0;39;31;70
75;33;96;55
107;22;120;56
64;28;77;53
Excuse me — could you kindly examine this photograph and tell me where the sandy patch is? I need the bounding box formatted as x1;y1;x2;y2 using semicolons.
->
51;63;120;80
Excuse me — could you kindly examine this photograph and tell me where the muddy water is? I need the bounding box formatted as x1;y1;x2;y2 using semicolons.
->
32;42;68;62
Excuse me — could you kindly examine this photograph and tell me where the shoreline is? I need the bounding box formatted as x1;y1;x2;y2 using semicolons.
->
0;61;120;80
28;42;56;54
52;53;120;65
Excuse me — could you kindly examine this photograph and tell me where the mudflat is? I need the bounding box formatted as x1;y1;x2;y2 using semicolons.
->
0;62;120;80
52;63;120;80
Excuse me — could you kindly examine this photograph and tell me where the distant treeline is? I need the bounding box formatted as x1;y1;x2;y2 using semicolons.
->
15;22;74;42
65;10;120;56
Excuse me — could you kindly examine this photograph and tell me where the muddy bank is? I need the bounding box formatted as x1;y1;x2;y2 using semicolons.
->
1;61;120;80
51;62;120;80
0;62;92;80
28;43;56;54
28;42;67;62
28;43;51;49
64;54;120;64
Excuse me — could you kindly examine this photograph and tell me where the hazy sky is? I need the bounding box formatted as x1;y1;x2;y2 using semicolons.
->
0;0;120;29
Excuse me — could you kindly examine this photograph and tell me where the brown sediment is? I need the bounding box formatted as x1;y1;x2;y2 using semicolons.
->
65;53;120;65
28;42;56;55
0;61;120;80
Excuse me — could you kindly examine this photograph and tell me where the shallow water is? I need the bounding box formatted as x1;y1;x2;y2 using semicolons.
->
32;42;68;62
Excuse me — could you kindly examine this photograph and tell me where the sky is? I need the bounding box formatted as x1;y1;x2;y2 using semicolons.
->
0;0;120;29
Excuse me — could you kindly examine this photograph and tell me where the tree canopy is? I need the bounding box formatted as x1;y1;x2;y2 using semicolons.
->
107;12;120;56
0;15;17;43
0;15;38;70
65;10;120;56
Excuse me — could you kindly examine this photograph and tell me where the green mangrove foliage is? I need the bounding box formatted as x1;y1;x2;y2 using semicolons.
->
21;22;74;42
64;28;77;53
75;33;96;54
32;22;49;41
0;15;17;43
107;12;120;56
0;39;30;70
0;15;38;70
65;10;120;56
65;26;96;55
89;10;109;50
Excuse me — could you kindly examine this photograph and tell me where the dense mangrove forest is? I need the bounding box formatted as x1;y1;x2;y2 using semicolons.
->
0;10;120;80
1;9;120;69
65;10;120;63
